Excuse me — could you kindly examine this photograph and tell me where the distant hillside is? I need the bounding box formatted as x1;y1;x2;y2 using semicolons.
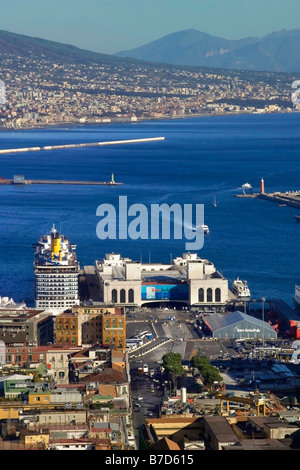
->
0;29;131;65
116;28;300;73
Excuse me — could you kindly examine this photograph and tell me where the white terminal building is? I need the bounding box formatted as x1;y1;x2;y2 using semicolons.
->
33;225;80;312
95;252;229;310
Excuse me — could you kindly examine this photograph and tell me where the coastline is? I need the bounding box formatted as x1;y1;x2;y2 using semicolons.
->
0;109;298;133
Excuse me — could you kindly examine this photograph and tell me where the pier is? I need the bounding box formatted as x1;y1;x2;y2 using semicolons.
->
0;136;165;155
235;191;300;209
0;173;123;186
235;178;300;209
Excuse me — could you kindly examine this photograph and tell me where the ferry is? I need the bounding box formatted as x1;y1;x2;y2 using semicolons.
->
196;224;210;234
231;278;251;298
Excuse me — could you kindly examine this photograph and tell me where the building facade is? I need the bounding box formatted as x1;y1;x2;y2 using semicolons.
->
55;305;126;351
95;252;228;309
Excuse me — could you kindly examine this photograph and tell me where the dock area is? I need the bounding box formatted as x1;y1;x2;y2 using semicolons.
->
235;191;300;209
0;174;123;186
235;193;259;198
259;191;300;209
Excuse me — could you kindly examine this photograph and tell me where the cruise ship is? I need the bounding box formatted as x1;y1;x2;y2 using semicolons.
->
294;285;300;313
231;278;251;299
33;225;80;312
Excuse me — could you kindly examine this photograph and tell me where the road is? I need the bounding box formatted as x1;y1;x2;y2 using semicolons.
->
126;308;243;447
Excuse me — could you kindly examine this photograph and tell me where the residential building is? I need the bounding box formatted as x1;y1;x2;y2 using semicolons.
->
0;309;54;346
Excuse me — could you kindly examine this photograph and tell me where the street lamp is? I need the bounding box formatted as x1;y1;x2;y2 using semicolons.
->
105;282;110;305
261;297;266;348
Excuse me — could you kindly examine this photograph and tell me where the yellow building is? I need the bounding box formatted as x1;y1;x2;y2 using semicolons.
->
28;391;51;405
20;429;50;448
101;309;126;351
0;405;19;420
71;304;126;351
56;312;82;346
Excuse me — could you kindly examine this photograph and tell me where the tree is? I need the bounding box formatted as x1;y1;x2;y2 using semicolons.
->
191;355;223;386
162;353;185;394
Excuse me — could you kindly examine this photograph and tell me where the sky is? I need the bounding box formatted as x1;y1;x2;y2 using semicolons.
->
0;0;300;55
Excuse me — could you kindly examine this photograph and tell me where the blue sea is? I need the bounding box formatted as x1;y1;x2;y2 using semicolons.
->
0;113;300;307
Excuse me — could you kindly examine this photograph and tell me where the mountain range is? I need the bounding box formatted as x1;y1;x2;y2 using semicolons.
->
116;29;300;73
0;29;130;66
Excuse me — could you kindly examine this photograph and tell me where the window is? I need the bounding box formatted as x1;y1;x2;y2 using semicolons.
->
128;289;134;303
198;288;204;302
215;288;221;302
120;289;126;303
112;289;118;303
207;288;212;302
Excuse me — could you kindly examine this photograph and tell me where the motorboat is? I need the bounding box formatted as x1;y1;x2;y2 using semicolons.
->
231;278;251;298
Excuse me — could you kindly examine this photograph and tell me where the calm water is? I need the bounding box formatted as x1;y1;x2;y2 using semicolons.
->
1;113;300;306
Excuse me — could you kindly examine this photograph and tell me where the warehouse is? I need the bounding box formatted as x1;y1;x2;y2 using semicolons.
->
203;311;277;340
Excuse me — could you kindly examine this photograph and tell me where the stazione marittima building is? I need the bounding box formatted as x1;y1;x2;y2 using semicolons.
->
94;252;230;310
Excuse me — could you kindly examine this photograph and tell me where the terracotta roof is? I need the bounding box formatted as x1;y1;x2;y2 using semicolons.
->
152;437;181;451
80;366;126;384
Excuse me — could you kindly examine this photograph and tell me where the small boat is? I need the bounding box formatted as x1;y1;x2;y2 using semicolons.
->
231;278;251;298
196;224;209;234
242;182;252;189
213;195;217;207
295;215;300;222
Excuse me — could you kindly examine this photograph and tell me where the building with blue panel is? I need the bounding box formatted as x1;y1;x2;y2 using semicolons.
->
95;252;229;309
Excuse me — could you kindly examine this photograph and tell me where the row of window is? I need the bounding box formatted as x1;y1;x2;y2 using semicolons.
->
198;287;221;303
111;288;134;304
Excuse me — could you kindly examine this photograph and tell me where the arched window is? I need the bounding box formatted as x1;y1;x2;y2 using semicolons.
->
120;289;126;303
112;289;118;303
215;288;221;302
198;288;204;302
207;288;212;303
128;289;134;303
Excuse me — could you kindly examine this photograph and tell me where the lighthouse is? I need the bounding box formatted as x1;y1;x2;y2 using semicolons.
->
260;178;265;194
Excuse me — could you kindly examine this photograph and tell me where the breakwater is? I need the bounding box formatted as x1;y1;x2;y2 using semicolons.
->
0;136;165;155
0;178;123;186
235;191;300;209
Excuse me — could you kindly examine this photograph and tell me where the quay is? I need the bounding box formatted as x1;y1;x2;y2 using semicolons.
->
235;178;300;209
235;191;300;208
0;136;165;155
0;173;123;186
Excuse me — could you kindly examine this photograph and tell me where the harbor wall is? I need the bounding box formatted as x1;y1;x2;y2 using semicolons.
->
0;137;165;155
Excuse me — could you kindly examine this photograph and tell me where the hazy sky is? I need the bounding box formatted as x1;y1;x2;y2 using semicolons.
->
1;0;300;54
